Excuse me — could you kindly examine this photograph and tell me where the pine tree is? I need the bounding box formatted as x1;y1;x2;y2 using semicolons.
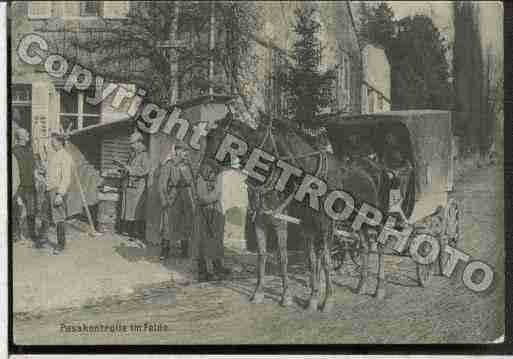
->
389;15;452;110
281;7;334;128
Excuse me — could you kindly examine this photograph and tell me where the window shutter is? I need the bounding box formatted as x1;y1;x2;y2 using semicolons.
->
28;1;52;19
101;134;131;176
101;83;135;122
103;1;129;19
31;82;50;156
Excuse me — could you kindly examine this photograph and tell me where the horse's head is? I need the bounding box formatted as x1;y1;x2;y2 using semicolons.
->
203;107;261;170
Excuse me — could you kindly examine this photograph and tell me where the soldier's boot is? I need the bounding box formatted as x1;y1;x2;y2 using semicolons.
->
28;216;42;248
13;219;20;243
160;240;170;261
213;259;232;279
53;222;66;255
181;240;189;258
198;259;215;282
40;220;50;242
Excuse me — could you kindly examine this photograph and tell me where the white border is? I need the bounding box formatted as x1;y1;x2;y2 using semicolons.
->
1;3;8;357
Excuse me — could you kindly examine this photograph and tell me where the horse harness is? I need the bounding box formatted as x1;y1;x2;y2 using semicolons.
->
219;109;330;221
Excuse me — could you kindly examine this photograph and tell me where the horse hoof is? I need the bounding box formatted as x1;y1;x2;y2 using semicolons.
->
320;299;334;312
374;288;385;300
250;292;264;304
307;298;319;311
280;296;293;307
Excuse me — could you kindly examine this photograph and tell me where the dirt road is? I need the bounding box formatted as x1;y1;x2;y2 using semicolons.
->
13;164;504;344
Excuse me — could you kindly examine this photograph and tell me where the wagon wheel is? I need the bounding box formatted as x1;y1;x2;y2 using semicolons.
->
331;245;346;271
415;231;438;287
439;199;460;274
417;262;435;287
445;198;460;247
350;232;363;267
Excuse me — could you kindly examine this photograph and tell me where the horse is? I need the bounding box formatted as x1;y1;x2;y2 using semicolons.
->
204;109;387;311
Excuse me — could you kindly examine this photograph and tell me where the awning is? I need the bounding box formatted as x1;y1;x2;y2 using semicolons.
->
68;116;134;138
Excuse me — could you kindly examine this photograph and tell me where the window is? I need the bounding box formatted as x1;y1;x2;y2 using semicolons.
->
11;84;32;137
368;88;375;113
80;1;101;17
28;1;52;19
59;88;101;132
60;1;128;19
12;85;32;105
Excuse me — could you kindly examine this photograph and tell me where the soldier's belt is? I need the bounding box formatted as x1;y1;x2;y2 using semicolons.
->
168;184;190;189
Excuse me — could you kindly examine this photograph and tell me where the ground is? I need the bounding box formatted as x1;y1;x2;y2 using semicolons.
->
12;164;504;344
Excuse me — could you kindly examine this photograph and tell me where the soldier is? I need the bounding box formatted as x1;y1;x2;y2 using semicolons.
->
44;132;73;255
195;159;230;281
13;127;38;246
158;142;195;261
382;132;413;219
117;131;150;243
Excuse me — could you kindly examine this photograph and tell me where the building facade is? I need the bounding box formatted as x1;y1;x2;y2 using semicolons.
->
10;1;363;241
361;44;391;114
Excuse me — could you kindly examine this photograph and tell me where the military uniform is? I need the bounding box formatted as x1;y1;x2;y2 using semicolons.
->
120;132;150;240
13;131;37;243
158;145;195;260
43;134;73;254
196;166;226;279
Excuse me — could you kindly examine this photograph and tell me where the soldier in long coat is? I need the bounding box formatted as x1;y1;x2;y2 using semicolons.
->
13;127;37;246
195;160;230;281
158;142;195;260
118;131;150;241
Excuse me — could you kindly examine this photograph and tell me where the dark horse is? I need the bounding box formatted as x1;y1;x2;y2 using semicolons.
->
204;109;386;311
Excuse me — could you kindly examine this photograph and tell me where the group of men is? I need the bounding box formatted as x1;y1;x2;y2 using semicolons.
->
12;126;73;255
117;132;230;282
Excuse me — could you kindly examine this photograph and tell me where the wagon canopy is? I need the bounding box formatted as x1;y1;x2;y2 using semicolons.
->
322;110;453;221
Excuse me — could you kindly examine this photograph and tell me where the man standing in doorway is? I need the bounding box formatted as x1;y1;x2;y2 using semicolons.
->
158;142;195;261
196;159;230;281
118;131;150;244
13;127;37;246
44;132;73;255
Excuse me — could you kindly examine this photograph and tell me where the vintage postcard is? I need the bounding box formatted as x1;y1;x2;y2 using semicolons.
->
9;1;504;347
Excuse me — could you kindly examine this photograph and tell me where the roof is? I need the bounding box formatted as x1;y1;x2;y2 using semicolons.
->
320;110;451;124
68;117;133;137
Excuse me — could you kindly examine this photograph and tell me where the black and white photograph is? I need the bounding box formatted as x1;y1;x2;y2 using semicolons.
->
7;0;506;348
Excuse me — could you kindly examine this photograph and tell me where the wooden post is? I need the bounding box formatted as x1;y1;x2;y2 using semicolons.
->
72;165;99;236
375;243;386;299
208;1;215;96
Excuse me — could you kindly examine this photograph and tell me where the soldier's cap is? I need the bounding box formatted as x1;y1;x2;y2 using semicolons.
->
129;131;143;144
15;127;30;141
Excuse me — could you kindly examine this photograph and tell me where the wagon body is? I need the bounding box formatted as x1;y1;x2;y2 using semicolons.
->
323;110;454;223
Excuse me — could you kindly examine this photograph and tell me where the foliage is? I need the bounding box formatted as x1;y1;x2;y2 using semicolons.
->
358;2;451;111
225;206;245;226
389;15;452;110
452;1;494;154
358;2;395;50
278;7;334;128
73;1;256;106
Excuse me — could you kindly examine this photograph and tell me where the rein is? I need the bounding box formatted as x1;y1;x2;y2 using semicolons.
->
214;107;330;218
